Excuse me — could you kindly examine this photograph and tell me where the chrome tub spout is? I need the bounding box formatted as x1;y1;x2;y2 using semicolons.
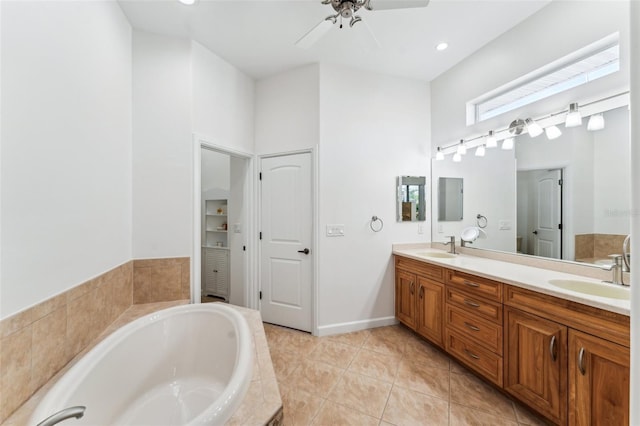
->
36;406;86;426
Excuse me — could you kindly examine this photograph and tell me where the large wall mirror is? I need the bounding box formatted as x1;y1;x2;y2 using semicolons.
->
432;105;630;266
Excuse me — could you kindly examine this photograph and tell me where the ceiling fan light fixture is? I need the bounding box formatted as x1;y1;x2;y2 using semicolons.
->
456;139;467;155
565;103;582;128
436;42;448;51
525;118;543;137
435;147;445;161
587;113;605;131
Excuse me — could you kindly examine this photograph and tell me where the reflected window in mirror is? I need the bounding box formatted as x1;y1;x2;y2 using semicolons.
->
438;177;463;221
397;176;426;222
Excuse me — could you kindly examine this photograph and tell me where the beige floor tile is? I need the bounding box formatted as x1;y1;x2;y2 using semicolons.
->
278;331;319;357
320;329;371;348
513;403;552;426
450;359;472;374
285;359;344;398
307;340;358;369
403;337;450;371
348;348;401;383
450;403;519;426
282;387;324;426
382;385;449;426
326;371;392;418
311;401;379;426
395;360;450;400
450;373;516;419
270;348;303;383
362;333;406;357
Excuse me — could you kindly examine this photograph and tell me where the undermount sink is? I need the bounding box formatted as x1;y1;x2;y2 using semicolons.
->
416;251;456;259
548;279;630;300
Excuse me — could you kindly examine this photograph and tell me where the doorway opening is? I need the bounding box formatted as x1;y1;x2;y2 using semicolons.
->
517;168;564;259
192;138;255;309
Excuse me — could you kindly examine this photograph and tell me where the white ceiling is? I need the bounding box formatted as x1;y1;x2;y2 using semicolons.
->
118;0;551;82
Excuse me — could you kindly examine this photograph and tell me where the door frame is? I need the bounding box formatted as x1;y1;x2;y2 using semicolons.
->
258;148;318;335
192;134;258;309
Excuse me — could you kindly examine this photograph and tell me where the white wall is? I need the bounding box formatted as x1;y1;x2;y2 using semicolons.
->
432;150;516;252
0;1;132;318
593;106;631;235
191;42;254;154
316;64;431;331
255;64;320;155
132;31;192;259
228;156;248;306
430;0;630;149
201;148;230;193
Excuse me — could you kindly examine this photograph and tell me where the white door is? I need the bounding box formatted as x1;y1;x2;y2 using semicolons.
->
532;169;562;259
260;153;312;332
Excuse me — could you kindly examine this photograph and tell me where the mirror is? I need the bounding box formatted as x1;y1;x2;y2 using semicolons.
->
397;176;426;222
438;177;463;221
432;105;630;265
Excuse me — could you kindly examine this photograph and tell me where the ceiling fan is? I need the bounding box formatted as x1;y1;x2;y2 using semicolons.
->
296;0;430;49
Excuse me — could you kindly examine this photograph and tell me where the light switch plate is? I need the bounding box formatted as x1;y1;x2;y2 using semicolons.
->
326;224;345;237
499;220;512;230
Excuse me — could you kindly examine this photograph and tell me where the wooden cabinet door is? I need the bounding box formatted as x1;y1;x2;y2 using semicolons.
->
569;329;629;426
415;277;443;346
395;270;416;329
505;307;567;425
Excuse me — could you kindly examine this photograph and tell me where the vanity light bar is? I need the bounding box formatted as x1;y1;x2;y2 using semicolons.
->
433;90;629;160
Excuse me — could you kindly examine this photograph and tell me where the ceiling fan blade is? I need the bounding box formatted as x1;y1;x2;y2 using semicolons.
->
295;19;334;49
366;0;429;11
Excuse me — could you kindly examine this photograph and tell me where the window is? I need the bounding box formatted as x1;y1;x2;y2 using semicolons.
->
468;33;620;124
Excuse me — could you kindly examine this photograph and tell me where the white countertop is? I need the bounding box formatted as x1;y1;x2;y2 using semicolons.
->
393;245;630;316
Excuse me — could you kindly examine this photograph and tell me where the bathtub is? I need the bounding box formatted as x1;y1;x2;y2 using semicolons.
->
30;303;253;426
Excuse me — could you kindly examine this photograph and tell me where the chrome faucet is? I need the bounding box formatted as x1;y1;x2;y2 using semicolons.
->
622;234;630;272
444;235;457;254
36;406;86;426
602;254;626;286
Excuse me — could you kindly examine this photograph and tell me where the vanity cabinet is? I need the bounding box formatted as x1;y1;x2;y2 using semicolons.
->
394;257;444;346
569;330;629;426
444;269;504;386
504;307;567;424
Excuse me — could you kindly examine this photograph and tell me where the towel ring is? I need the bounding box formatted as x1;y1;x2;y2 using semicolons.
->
370;216;384;232
476;214;488;229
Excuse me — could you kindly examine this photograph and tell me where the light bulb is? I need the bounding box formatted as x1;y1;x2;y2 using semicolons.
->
587;113;605;131
475;145;486;157
436;42;448;51
453;152;462;162
456;140;467;155
485;130;497;148
435;147;444;161
565;103;582;128
525;118;543;137
502;138;514;150
545;125;562;140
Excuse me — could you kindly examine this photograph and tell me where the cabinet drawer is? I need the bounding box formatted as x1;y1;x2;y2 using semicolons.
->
446;270;502;302
395;256;445;283
446;305;503;355
446;288;503;324
446;330;503;387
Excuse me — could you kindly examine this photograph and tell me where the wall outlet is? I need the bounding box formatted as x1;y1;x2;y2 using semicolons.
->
326;224;345;237
418;224;424;234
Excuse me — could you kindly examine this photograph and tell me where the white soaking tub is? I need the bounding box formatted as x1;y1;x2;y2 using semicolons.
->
30;303;253;426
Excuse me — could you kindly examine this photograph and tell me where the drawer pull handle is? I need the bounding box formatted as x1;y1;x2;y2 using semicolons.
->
549;335;557;362
419;285;424;298
464;349;480;360
463;280;480;288
410;283;415;295
463;299;480;308
464;322;480;332
578;347;586;375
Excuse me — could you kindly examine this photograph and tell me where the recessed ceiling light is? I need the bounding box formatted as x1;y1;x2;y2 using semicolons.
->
436;42;448;51
178;0;197;5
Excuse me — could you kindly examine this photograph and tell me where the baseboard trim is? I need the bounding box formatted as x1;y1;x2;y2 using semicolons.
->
316;316;399;337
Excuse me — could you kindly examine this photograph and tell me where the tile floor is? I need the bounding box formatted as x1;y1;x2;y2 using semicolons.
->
264;323;550;426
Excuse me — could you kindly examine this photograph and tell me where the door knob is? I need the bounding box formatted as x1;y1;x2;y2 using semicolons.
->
297;248;310;255
532;230;538;235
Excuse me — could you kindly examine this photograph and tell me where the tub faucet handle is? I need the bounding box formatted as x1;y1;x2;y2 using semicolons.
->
37;406;86;426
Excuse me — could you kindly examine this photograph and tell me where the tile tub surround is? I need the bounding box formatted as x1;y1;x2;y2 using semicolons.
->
265;323;547;425
0;261;133;423
133;257;191;303
3;302;283;426
575;233;628;263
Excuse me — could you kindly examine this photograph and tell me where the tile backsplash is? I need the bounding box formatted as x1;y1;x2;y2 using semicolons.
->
0;256;191;422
